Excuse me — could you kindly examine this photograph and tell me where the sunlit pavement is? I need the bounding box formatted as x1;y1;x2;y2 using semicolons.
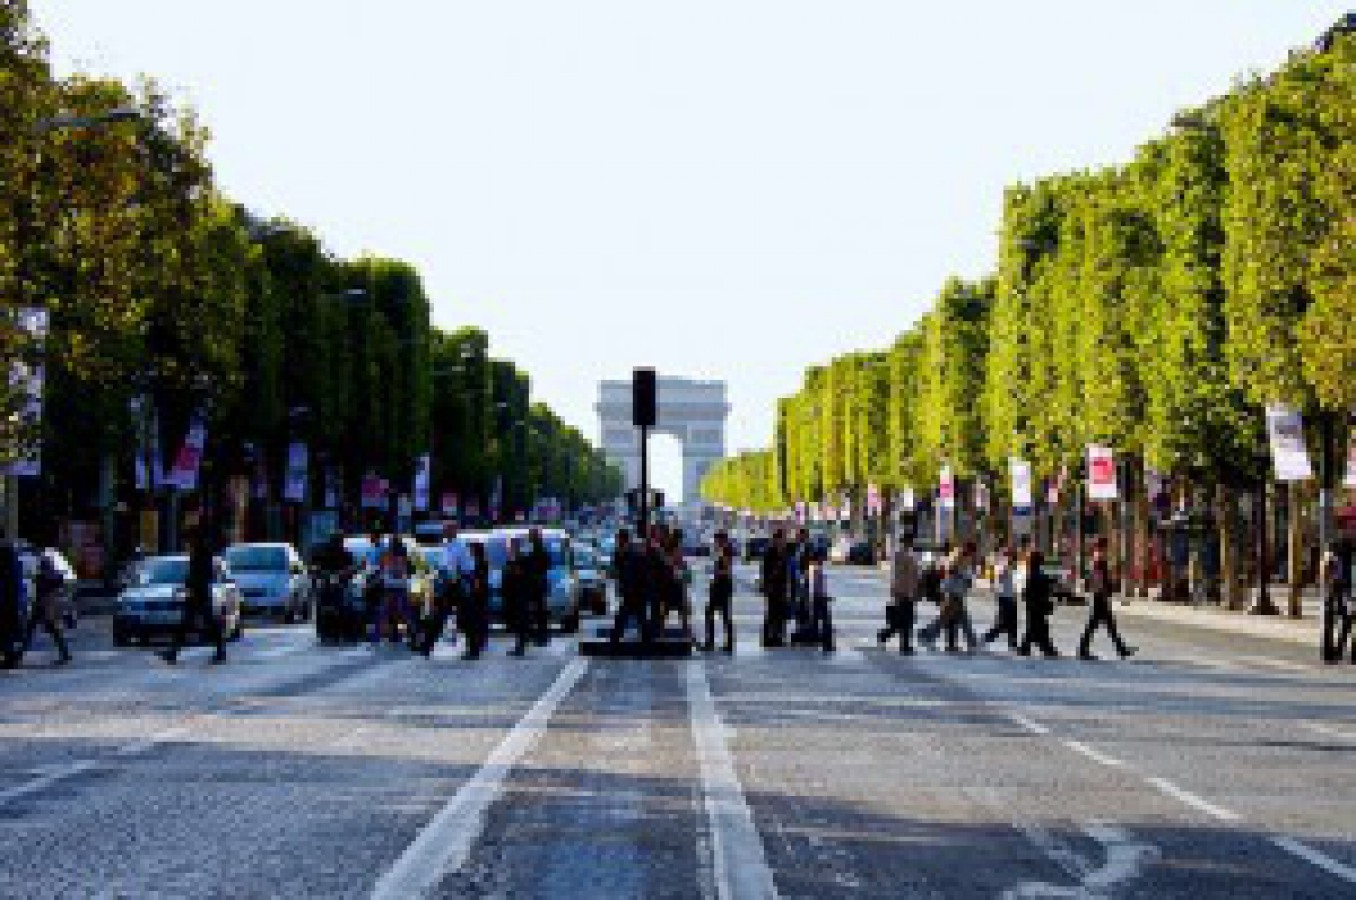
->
1;571;1353;898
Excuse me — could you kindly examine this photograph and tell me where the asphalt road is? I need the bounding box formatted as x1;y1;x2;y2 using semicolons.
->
1;565;1352;898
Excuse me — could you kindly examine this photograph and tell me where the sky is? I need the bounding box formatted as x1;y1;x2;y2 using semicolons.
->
33;1;1353;499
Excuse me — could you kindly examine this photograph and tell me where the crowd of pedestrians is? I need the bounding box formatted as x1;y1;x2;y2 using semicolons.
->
877;536;1134;660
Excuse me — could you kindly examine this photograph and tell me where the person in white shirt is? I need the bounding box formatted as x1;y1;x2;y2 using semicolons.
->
983;547;1020;650
808;548;835;653
418;523;474;657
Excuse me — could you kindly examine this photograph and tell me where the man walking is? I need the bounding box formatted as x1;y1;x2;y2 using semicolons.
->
503;539;532;656
761;529;788;647
160;527;226;665
982;546;1020;650
419;523;472;657
1017;550;1060;658
609;529;649;644
525;528;551;646
703;531;735;653
879;538;919;654
26;550;72;666
1077;538;1135;661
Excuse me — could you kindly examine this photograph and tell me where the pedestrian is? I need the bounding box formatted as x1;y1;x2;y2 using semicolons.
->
418;524;472;657
808;548;835;653
760;529;789;647
983;546;1020;650
940;546;979;652
1077;538;1135;661
703;531;735;653
160;527;226;665
1017;550;1060;658
25;550;72;666
0;543;24;670
459;541;490;660
790;528;812;642
503;538;532;656
525;528;551;646
379;537;412;646
1321;543;1352;664
645;525;670;638
879;538;919;654
609;529;649;643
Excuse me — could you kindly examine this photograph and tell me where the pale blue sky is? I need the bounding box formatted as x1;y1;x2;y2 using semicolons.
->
36;1;1351;499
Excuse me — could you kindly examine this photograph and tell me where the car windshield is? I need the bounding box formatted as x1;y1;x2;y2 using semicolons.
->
224;546;289;572
138;558;188;586
477;537;569;569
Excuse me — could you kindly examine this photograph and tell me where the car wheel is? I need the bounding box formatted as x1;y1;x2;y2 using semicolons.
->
112;626;130;648
283;604;297;625
136;632;149;647
560;613;580;635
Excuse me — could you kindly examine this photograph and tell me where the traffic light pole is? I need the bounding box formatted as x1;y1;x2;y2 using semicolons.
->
639;424;650;537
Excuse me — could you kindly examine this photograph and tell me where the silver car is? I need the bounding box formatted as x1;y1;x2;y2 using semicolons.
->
113;555;243;646
222;543;313;622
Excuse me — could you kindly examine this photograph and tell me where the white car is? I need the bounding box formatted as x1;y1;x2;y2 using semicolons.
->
113;555;243;646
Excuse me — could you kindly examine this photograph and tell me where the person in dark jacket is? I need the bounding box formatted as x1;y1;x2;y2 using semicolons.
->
0;544;23;669
1078;538;1135;660
609;529;649;643
703;531;735;652
26;552;72;665
761;530;788;647
160;528;225;665
525;529;551;646
459;541;491;660
1017;550;1060;658
502;539;532;656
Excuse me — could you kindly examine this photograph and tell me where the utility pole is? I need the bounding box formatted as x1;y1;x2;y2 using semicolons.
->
633;369;657;536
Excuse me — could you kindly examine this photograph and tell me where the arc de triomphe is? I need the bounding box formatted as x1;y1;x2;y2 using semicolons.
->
597;377;729;504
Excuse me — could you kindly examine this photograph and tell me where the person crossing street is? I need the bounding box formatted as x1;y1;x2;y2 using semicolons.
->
879;538;919;654
702;531;735;653
1077;539;1135;661
160;527;226;666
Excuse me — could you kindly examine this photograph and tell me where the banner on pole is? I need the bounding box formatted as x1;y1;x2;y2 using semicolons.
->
6;307;49;477
360;472;385;509
899;487;916;511
1345;423;1356;489
867;484;881;516
413;453;431;512
441;492;459;517
1265;404;1313;482
1087;445;1118;501
166;415;207;491
284;442;308;502
324;468;340;510
1010;458;1032;511
938;466;955;510
974;480;989;512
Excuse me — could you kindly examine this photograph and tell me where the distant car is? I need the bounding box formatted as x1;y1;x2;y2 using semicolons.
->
462;528;581;633
572;545;608;616
222;543;313;622
113;555;243;646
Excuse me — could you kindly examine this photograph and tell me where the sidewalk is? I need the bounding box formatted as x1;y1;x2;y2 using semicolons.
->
1112;590;1320;648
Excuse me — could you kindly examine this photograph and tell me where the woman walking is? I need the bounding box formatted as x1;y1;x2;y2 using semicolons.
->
1078;539;1135;661
703;531;735;653
1017;550;1060;658
459;541;491;660
983;547;1020;650
808;548;835;653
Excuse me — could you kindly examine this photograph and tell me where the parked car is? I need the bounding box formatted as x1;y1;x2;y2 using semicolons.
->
462;528;581;633
342;539;438;626
113;554;243;646
222;543;313;622
572;544;608;616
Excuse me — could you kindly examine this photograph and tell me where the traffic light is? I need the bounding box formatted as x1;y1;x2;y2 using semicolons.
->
633;368;656;429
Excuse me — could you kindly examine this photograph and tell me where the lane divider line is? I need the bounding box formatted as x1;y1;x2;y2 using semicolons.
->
1007;713;1050;736
0;759;99;806
1303;722;1356;742
687;660;781;900
1271;836;1356;885
1062;739;1124;768
1143;777;1241;822
370;657;590;900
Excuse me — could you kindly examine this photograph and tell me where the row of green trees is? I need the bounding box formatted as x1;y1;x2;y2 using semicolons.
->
703;29;1355;594
2;1;620;545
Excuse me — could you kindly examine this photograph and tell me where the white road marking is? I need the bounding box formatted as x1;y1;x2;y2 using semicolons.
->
1062;740;1124;768
370;657;590;900
1304;722;1356;741
1005;821;1157;898
0;759;99;806
1238;655;1313;674
687;660;780;900
1272;836;1356;884
1008;712;1051;735
1144;777;1241;822
114;725;192;757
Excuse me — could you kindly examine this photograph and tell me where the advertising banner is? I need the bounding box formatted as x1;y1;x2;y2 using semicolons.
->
1345;426;1356;489
283;442;308;502
1266;404;1313;482
974;479;989;511
441;492;459;517
6;307;49;477
867;483;881;516
413;453;431;512
324;468;340;510
360;472;385;509
166;415;207;491
1087;444;1118;501
938;466;955;510
899;486;916;511
1010;458;1032;511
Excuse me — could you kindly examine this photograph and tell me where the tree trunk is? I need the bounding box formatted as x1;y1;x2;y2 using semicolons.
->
1288;481;1304;618
1217;483;1242;610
